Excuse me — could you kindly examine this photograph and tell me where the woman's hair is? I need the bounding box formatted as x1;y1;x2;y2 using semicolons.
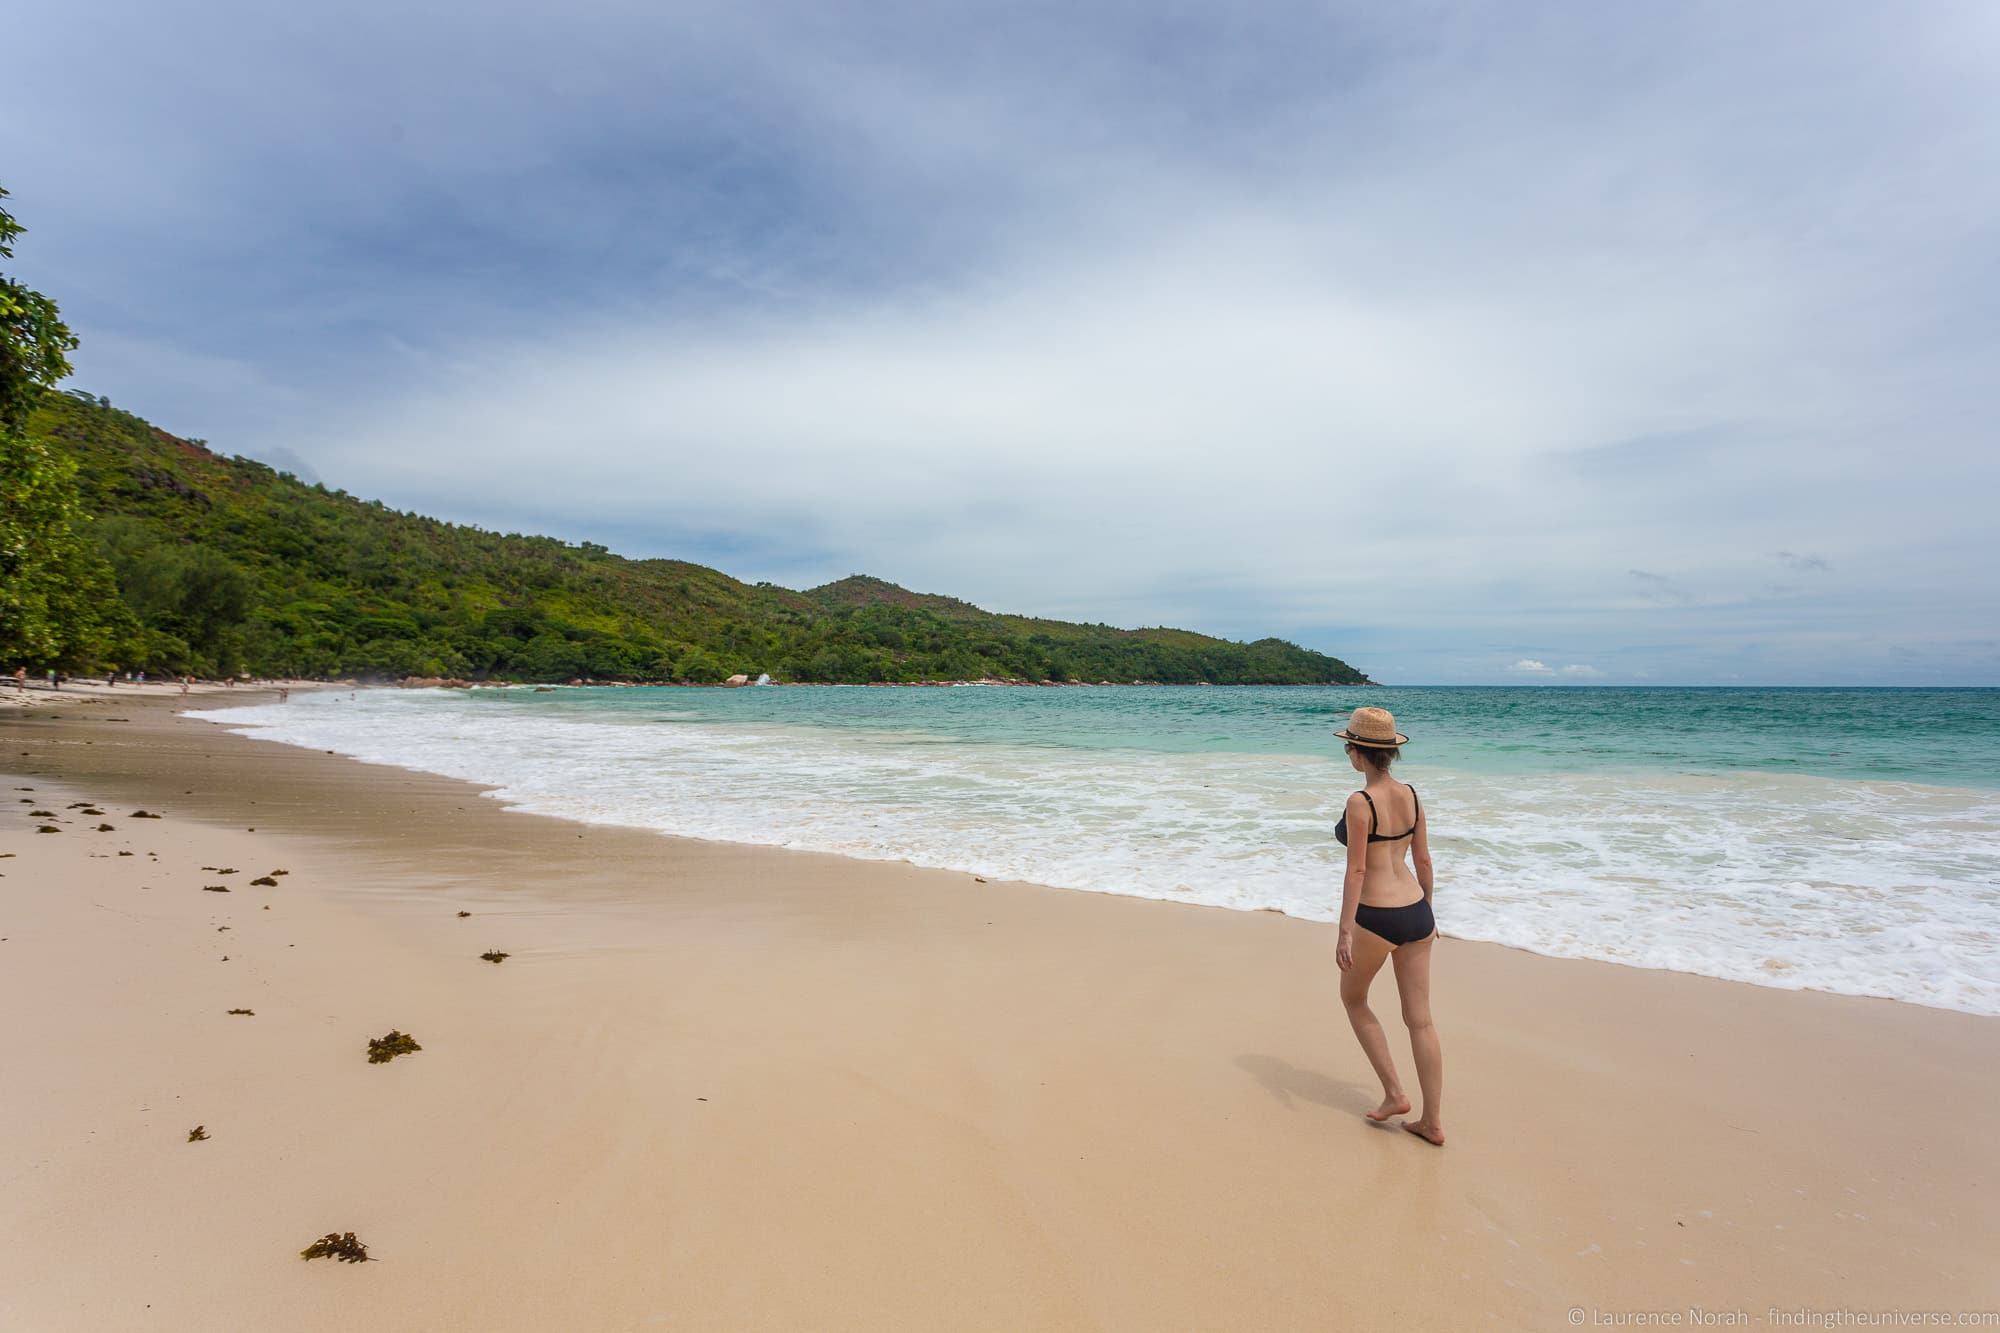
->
1346;742;1397;772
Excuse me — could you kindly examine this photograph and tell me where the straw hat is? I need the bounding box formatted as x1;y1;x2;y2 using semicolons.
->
1335;705;1408;748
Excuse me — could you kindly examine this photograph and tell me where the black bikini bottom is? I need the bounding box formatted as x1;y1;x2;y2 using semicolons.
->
1354;897;1435;947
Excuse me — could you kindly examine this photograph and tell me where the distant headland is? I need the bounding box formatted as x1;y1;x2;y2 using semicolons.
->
21;392;1374;688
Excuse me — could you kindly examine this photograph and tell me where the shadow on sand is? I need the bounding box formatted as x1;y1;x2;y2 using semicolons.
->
1234;1053;1378;1116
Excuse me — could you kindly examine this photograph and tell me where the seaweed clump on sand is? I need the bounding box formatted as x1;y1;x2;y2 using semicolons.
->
131;810;163;819
28;809;54;817
227;1008;254;1015
187;1125;208;1142
300;1232;371;1263
203;884;229;892
366;1030;421;1063
95;823;116;832
36;825;60;834
480;950;509;964
456;911;471;918
250;875;278;887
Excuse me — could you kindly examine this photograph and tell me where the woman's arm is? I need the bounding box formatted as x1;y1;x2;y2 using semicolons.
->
1336;791;1370;970
1412;790;1435;901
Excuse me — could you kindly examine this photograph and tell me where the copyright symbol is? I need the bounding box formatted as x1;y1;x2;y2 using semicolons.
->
1568;1309;1586;1327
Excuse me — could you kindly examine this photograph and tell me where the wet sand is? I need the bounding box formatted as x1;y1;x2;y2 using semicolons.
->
2;691;1995;1330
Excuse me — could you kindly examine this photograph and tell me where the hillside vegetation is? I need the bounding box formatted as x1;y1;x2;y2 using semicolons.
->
22;391;1370;685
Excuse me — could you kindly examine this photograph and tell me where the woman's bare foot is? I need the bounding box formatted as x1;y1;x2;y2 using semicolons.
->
1365;1094;1411;1123
1402;1119;1445;1146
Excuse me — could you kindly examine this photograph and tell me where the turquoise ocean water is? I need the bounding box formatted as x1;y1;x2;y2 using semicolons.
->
206;686;2000;1014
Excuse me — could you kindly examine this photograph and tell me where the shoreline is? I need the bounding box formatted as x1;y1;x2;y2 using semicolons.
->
3;692;1996;1329
313;677;1380;688
190;686;2000;1019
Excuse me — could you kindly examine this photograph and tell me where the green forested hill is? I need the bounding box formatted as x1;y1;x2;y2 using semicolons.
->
24;391;1371;685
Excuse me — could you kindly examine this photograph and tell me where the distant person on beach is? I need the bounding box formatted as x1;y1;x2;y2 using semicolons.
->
1333;706;1445;1147
179;676;190;697
15;666;26;691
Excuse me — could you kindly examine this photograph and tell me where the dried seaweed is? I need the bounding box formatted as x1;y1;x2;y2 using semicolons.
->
456;911;471;918
36;826;59;834
28;809;53;817
480;950;510;964
95;823;116;831
227;1008;254;1015
203;885;229;892
250;875;278;887
366;1030;421;1063
187;1125;208;1142
131;810;163;818
299;1232;371;1263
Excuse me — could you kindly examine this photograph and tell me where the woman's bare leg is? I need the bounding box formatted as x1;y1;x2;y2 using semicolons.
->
1391;934;1444;1145
1339;929;1407;1119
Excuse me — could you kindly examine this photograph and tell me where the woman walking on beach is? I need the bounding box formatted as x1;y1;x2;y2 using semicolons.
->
1333;706;1444;1145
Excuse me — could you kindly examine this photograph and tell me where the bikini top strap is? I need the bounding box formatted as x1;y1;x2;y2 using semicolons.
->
1408;784;1419;821
1357;789;1378;834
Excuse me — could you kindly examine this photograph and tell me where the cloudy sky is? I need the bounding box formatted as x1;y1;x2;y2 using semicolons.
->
5;0;1997;684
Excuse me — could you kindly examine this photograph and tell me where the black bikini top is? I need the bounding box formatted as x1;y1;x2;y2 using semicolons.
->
1334;785;1419;847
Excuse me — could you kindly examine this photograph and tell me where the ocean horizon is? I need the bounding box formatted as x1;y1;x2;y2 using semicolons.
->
204;684;2000;1016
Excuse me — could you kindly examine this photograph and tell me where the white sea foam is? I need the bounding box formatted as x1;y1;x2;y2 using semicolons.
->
201;692;2000;1015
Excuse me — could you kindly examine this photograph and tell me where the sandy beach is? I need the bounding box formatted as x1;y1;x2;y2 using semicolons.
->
2;689;1995;1331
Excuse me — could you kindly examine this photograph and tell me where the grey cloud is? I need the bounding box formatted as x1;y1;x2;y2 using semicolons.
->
4;0;1998;683
1627;571;1691;606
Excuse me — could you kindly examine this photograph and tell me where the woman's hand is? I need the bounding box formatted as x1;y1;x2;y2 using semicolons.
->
1337;927;1355;971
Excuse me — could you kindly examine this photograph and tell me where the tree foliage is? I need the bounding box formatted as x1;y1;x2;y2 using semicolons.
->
0;186;78;436
1;187;127;667
24;391;1373;685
